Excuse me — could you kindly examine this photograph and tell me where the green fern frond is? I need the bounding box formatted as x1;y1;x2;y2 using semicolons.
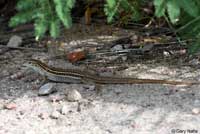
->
53;0;75;28
35;18;48;39
104;0;119;23
9;9;38;27
153;0;200;53
10;0;75;39
104;0;141;23
16;0;36;11
66;0;75;9
50;18;60;38
106;0;116;9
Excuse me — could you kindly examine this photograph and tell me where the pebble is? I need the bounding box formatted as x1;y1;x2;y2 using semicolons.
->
38;83;56;96
163;51;170;57
111;45;123;51
38;113;48;120
4;103;17;110
7;35;22;47
83;85;96;91
122;56;127;61
65;89;82;102
60;105;68;115
189;59;200;65
49;94;65;102
194;99;200;106
50;110;60;119
141;44;154;52
10;71;25;80
114;88;122;94
77;99;94;112
192;108;200;115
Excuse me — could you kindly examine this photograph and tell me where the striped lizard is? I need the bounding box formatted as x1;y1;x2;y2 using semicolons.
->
23;59;200;86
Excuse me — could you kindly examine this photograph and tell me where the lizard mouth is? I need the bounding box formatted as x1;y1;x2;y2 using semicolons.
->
21;63;28;70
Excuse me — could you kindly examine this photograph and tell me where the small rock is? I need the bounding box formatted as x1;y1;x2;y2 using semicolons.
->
60;105;68;115
192;108;200;115
65;89;82;102
38;113;48;120
194;99;200;106
7;35;22;47
83;85;96;91
77;102;82;112
77;99;94;112
2;69;10;76
50;110;60;119
38;83;56;96
189;59;200;65
19;110;25;115
114;88;122;94
24;130;35;134
141;44;154;52
163;51;171;57
10;71;25;80
108;56;119;61
179;88;187;92
111;45;123;52
122;56;127;61
4;103;17;110
49;94;65;102
69;40;78;46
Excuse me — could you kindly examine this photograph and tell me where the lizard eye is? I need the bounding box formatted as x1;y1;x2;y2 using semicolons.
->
27;61;32;64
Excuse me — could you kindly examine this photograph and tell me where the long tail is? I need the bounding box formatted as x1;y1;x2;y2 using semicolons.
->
91;76;199;85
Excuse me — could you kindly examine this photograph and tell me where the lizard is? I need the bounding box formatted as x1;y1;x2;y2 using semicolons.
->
22;59;200;86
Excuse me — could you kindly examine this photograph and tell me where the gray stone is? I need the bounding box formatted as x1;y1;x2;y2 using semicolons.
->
192;108;200;115
141;44;154;52
50;110;60;119
38;83;56;96
66;89;82;102
111;45;123;52
60;105;68;115
7;35;22;47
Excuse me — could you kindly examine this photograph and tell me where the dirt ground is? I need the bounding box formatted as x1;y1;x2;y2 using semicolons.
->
0;25;200;134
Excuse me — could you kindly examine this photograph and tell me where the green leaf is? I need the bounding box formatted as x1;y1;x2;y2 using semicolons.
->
189;39;200;54
50;18;60;38
167;0;180;23
9;9;37;27
16;0;35;11
53;0;73;28
106;0;116;8
104;0;120;23
120;0;130;10
66;0;75;9
178;0;199;17
154;0;166;17
35;18;48;39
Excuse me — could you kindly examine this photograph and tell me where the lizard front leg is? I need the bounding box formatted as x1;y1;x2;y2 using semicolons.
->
82;78;103;95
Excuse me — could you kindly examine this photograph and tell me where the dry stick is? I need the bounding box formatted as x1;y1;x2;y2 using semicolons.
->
164;15;183;46
175;16;200;33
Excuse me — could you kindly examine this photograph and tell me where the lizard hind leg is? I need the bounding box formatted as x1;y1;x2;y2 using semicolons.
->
82;78;103;95
95;83;103;95
39;76;51;86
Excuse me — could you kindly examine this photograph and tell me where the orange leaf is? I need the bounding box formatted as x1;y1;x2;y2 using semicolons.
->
67;50;86;62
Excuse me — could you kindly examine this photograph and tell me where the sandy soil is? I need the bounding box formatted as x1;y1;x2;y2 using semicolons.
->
0;24;200;134
0;52;200;134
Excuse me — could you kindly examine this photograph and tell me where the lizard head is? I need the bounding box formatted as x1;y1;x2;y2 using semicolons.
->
22;59;46;75
23;59;39;68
